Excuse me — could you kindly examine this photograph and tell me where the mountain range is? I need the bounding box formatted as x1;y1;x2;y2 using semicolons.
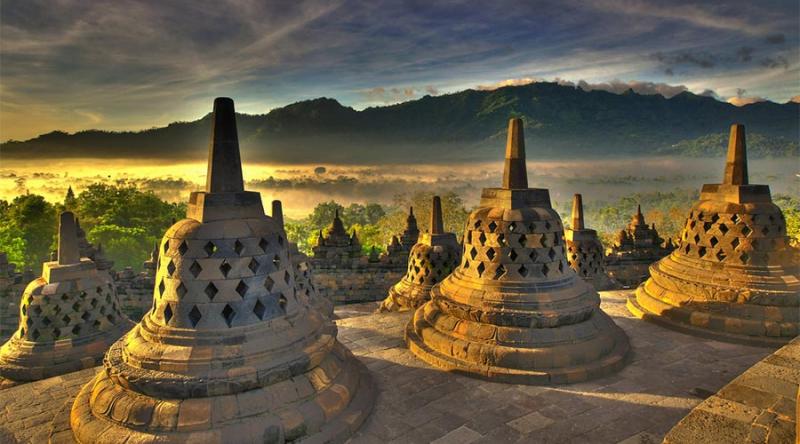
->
2;82;798;164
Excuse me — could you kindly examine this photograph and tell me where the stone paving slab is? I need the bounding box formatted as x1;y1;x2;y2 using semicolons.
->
0;291;777;443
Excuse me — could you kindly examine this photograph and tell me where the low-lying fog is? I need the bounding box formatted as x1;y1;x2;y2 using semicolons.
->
2;157;797;218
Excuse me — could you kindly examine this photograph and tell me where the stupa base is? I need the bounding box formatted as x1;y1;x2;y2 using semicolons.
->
629;283;796;348
378;280;431;313
68;341;375;444
0;321;132;386
405;303;630;385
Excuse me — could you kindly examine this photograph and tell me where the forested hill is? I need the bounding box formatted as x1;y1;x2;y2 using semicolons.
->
2;82;798;163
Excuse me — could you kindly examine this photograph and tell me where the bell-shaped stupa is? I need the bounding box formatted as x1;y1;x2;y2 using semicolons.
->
379;196;461;312
405;118;630;384
69;98;374;442
628;124;799;346
273;200;334;319
565;194;614;290
0;212;132;388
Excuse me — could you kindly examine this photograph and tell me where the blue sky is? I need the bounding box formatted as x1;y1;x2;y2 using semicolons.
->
1;0;798;140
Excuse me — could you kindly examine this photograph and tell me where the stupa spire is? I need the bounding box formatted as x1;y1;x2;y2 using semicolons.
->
57;211;80;265
205;97;244;193
571;194;585;230
723;123;748;185
502;118;528;189
272;200;284;228
431;196;444;234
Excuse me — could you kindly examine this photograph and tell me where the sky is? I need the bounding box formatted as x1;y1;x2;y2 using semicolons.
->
1;0;798;141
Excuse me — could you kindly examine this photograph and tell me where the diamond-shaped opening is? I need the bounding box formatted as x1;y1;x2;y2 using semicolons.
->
731;214;740;224
548;248;556;261
219;261;232;277
529;250;538;262
236;281;249;298
248;258;259;273
42;316;51;326
494;264;506;280
715;250;727;261
99;305;106;315
158;279;166;295
462;259;470;269
476;262;486;277
698;246;707;257
473;220;481;229
53;328;61;338
518;264;528;277
486;248;496;260
234;240;245;255
508;222;517;232
272;254;281;270
71;302;80;312
709;237;718;247
284;270;291;285
204;282;218;300
711;213;719;223
278;294;288;313
259;238;269;252
222;304;235;327
107;314;115;323
31;329;40;340
518;234;527;247
264;276;275;292
684;244;691;254
61;314;70;325
731;238;740;249
82;311;91;321
741;226;751;236
469;247;478;260
19;328;25;338
689;220;696;229
253;300;266;320
558;261;564;273
542;263;550;276
163;241;170;254
204;241;217;256
478;232;487;245
90;298;98;308
740;252;750;264
693;234;701;244
167;260;176;276
176;282;187;298
488;221;498;232
719;223;728;234
703;222;712;232
762;226;769;235
497;233;506;246
509;249;518;261
163;304;173;324
545;220;552;230
178;240;188;256
188;306;202;327
188;261;202;279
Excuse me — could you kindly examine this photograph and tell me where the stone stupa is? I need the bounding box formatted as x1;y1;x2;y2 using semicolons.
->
379;196;461;312
273;200;334;319
628;124;799;346
405;118;630;384
312;209;362;265
68;98;374;443
565;194;614;290
0;212;132;388
605;204;672;287
384;207;421;265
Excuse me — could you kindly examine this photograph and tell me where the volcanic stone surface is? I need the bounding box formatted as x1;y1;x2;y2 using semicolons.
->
628;124;800;347
67;98;374;443
565;194;614;291
0;212;132;389
380;196;462;312
405;118;631;385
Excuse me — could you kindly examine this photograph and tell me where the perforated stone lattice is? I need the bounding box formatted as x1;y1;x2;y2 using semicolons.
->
459;217;569;280
404;243;460;286
17;278;122;342
151;227;297;330
567;240;606;278
678;210;789;265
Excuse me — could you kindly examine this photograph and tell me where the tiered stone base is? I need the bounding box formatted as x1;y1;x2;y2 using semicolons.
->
628;255;799;347
0;322;132;389
405;290;630;385
68;339;374;443
378;279;432;312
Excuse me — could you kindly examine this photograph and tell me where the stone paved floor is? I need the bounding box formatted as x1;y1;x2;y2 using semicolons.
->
0;291;776;443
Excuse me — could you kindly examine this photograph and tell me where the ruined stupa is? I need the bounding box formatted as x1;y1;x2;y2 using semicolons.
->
565;194;614;290
628;124;799;346
405;118;630;384
0;212;132;388
384;207;421;265
379;196;461;312
605;204;672;287
312;209;362;265
68;98;374;442
273;200;334;319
